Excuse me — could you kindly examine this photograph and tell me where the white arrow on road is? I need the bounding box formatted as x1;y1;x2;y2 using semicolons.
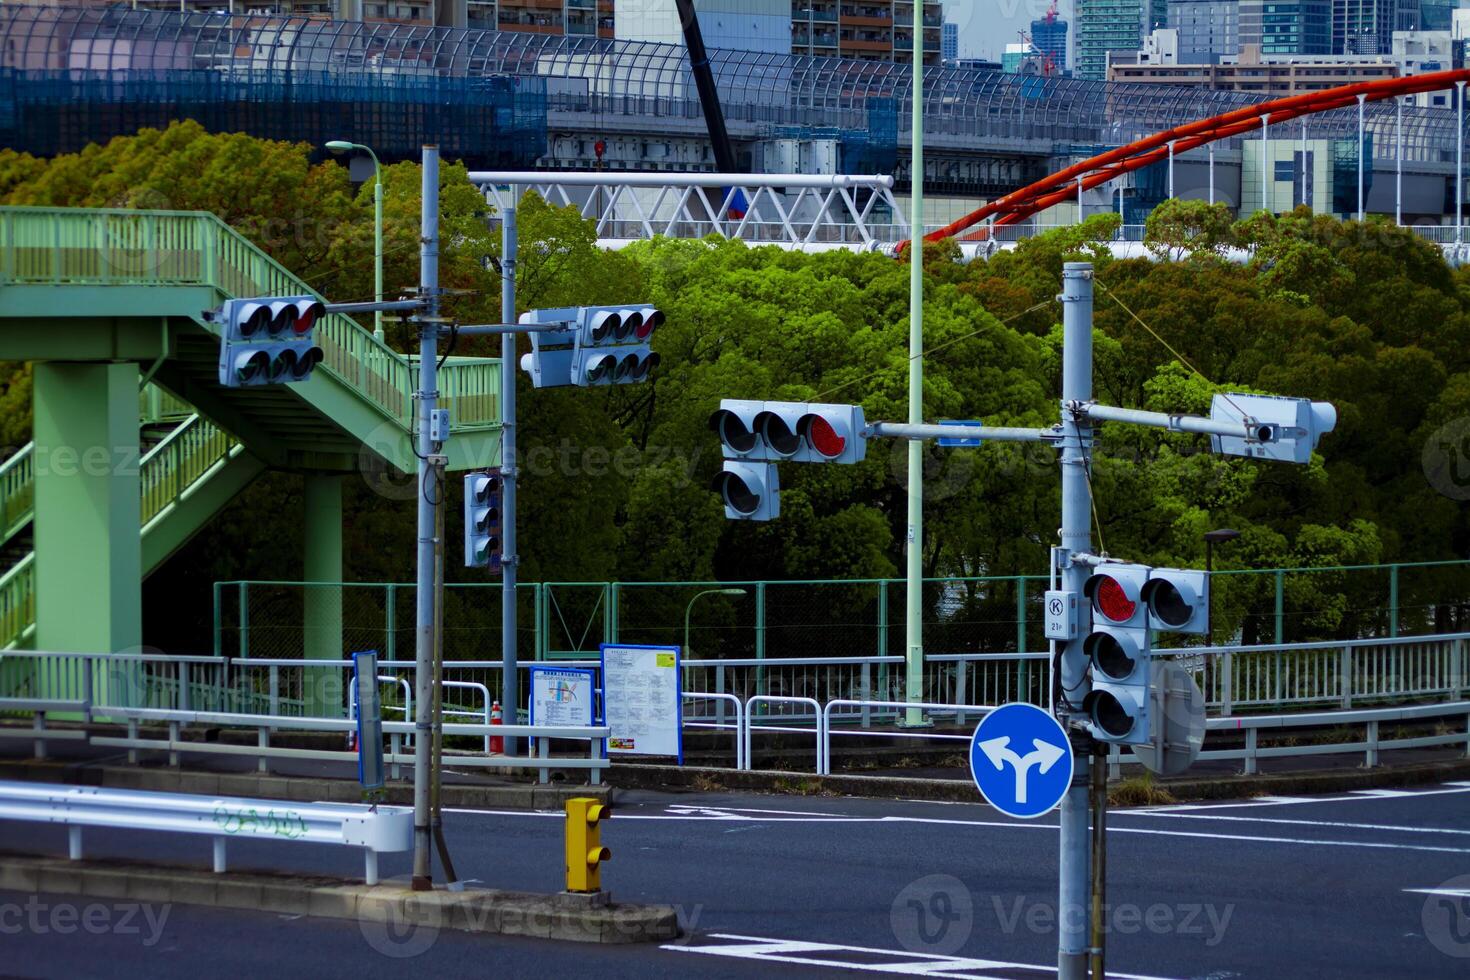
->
978;735;1067;805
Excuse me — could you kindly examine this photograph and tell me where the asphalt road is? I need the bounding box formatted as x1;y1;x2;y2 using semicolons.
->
4;782;1470;979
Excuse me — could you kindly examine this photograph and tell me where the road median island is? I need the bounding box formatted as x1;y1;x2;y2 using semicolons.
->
0;852;680;944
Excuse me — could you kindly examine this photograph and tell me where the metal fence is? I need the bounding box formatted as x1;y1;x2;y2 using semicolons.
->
6;631;1466;728
214;560;1470;667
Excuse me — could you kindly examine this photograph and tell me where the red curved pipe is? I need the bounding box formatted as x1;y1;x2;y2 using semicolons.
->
900;68;1470;249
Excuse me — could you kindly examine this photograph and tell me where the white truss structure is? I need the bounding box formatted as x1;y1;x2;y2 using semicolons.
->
467;172;906;252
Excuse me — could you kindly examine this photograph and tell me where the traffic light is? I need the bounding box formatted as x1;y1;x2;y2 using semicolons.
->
1140;568;1209;634
708;400;868;521
464;472;502;571
1208;393;1337;464
564;797;611;893
211;296;325;388
1081;563;1152;745
517;306;663;388
712;460;780;521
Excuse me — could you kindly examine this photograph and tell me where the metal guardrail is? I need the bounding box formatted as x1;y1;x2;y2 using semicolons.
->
0;779;411;884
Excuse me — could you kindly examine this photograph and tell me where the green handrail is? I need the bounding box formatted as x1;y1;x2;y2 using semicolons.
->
0;206;500;430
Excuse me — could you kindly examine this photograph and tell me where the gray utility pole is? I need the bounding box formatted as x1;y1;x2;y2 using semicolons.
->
904;0;926;728
1056;262;1095;980
412;145;441;891
500;186;521;756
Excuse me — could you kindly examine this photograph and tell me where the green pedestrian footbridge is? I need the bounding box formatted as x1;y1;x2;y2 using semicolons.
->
0;206;502;658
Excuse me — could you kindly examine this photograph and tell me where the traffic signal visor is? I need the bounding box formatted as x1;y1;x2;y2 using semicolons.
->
710;400;767;459
1141;568;1209;634
800;403;867;464
711;460;779;521
1083;564;1150;628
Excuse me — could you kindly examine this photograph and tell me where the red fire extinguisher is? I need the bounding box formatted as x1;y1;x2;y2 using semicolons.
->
489;700;503;754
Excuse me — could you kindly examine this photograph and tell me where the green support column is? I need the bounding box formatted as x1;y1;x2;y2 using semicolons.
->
303;474;344;715
33;362;142;666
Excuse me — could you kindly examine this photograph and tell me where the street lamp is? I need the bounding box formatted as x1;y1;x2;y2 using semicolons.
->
325;140;385;343
683;588;747;656
1203;527;1241;700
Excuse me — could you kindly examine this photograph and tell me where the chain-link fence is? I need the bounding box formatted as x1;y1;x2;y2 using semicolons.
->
214;560;1470;669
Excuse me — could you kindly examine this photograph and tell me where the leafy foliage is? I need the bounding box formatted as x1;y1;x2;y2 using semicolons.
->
3;126;1468;649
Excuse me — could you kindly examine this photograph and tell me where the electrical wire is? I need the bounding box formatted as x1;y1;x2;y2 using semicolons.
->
813;297;1057;403
1093;278;1248;419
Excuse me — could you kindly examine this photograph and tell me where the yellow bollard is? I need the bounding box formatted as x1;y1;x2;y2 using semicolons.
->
564;797;611;893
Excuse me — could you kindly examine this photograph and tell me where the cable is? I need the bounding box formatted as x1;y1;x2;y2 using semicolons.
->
1093;278;1249;420
813;297;1056;402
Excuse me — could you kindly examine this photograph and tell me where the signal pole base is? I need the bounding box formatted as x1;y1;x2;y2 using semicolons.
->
555;890;611;910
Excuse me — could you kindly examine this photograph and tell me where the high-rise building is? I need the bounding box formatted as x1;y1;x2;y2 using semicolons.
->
118;0;614;34
1419;0;1458;31
1333;0;1418;53
942;19;959;62
792;1;943;64
618;0;790;53
1168;0;1237;61
1239;0;1332;54
1031;13;1069;72
1076;0;1166;79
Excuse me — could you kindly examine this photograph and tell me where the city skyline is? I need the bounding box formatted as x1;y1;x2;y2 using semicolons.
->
943;0;1074;61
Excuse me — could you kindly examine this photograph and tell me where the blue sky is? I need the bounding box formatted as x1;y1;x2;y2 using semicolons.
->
942;0;1071;62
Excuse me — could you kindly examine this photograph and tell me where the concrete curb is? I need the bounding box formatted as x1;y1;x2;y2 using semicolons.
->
0;853;679;944
0;760;611;811
608;757;1470;806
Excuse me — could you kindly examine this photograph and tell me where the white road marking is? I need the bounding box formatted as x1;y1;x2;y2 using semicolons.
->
1349;789;1415;798
1406;887;1470;898
444;805;1470;853
662;933;1178;980
1123;812;1470;836
1134;785;1470;813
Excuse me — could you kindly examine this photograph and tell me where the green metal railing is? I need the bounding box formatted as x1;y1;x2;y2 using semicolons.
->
213;559;1470;664
139;414;238;526
0;412;242;650
0;382;198;551
0;206;501;430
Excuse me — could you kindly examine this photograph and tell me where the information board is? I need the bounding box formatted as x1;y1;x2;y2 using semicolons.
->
529;666;596;728
600;643;683;763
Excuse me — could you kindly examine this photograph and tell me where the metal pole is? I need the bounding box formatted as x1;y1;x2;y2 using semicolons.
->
1057;262;1094;980
904;2;925;728
1088;745;1108;980
501;186;521;757
1167;141;1175;200
1205;539;1214;699
1300;118;1308;210
1458;81;1465;243
372;149;384;342
1076;175;1083;223
1396;96;1403;225
1261;116;1269;214
1208;142;1214;204
411;145;440;891
1357;93;1366;222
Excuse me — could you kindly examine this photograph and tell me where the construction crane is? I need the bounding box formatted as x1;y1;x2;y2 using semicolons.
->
1015;28;1058;77
673;0;737;174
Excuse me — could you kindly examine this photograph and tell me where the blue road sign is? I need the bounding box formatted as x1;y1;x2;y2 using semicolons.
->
969;702;1073;819
938;419;984;448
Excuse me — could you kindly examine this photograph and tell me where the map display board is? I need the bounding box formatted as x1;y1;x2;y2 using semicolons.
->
529;666;596;728
599;643;683;763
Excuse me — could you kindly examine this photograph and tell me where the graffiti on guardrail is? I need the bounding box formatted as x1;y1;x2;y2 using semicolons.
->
212;805;309;840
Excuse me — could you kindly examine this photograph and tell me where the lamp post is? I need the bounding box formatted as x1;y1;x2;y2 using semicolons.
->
683;588;747;656
1203;527;1241;702
325;140;385;343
